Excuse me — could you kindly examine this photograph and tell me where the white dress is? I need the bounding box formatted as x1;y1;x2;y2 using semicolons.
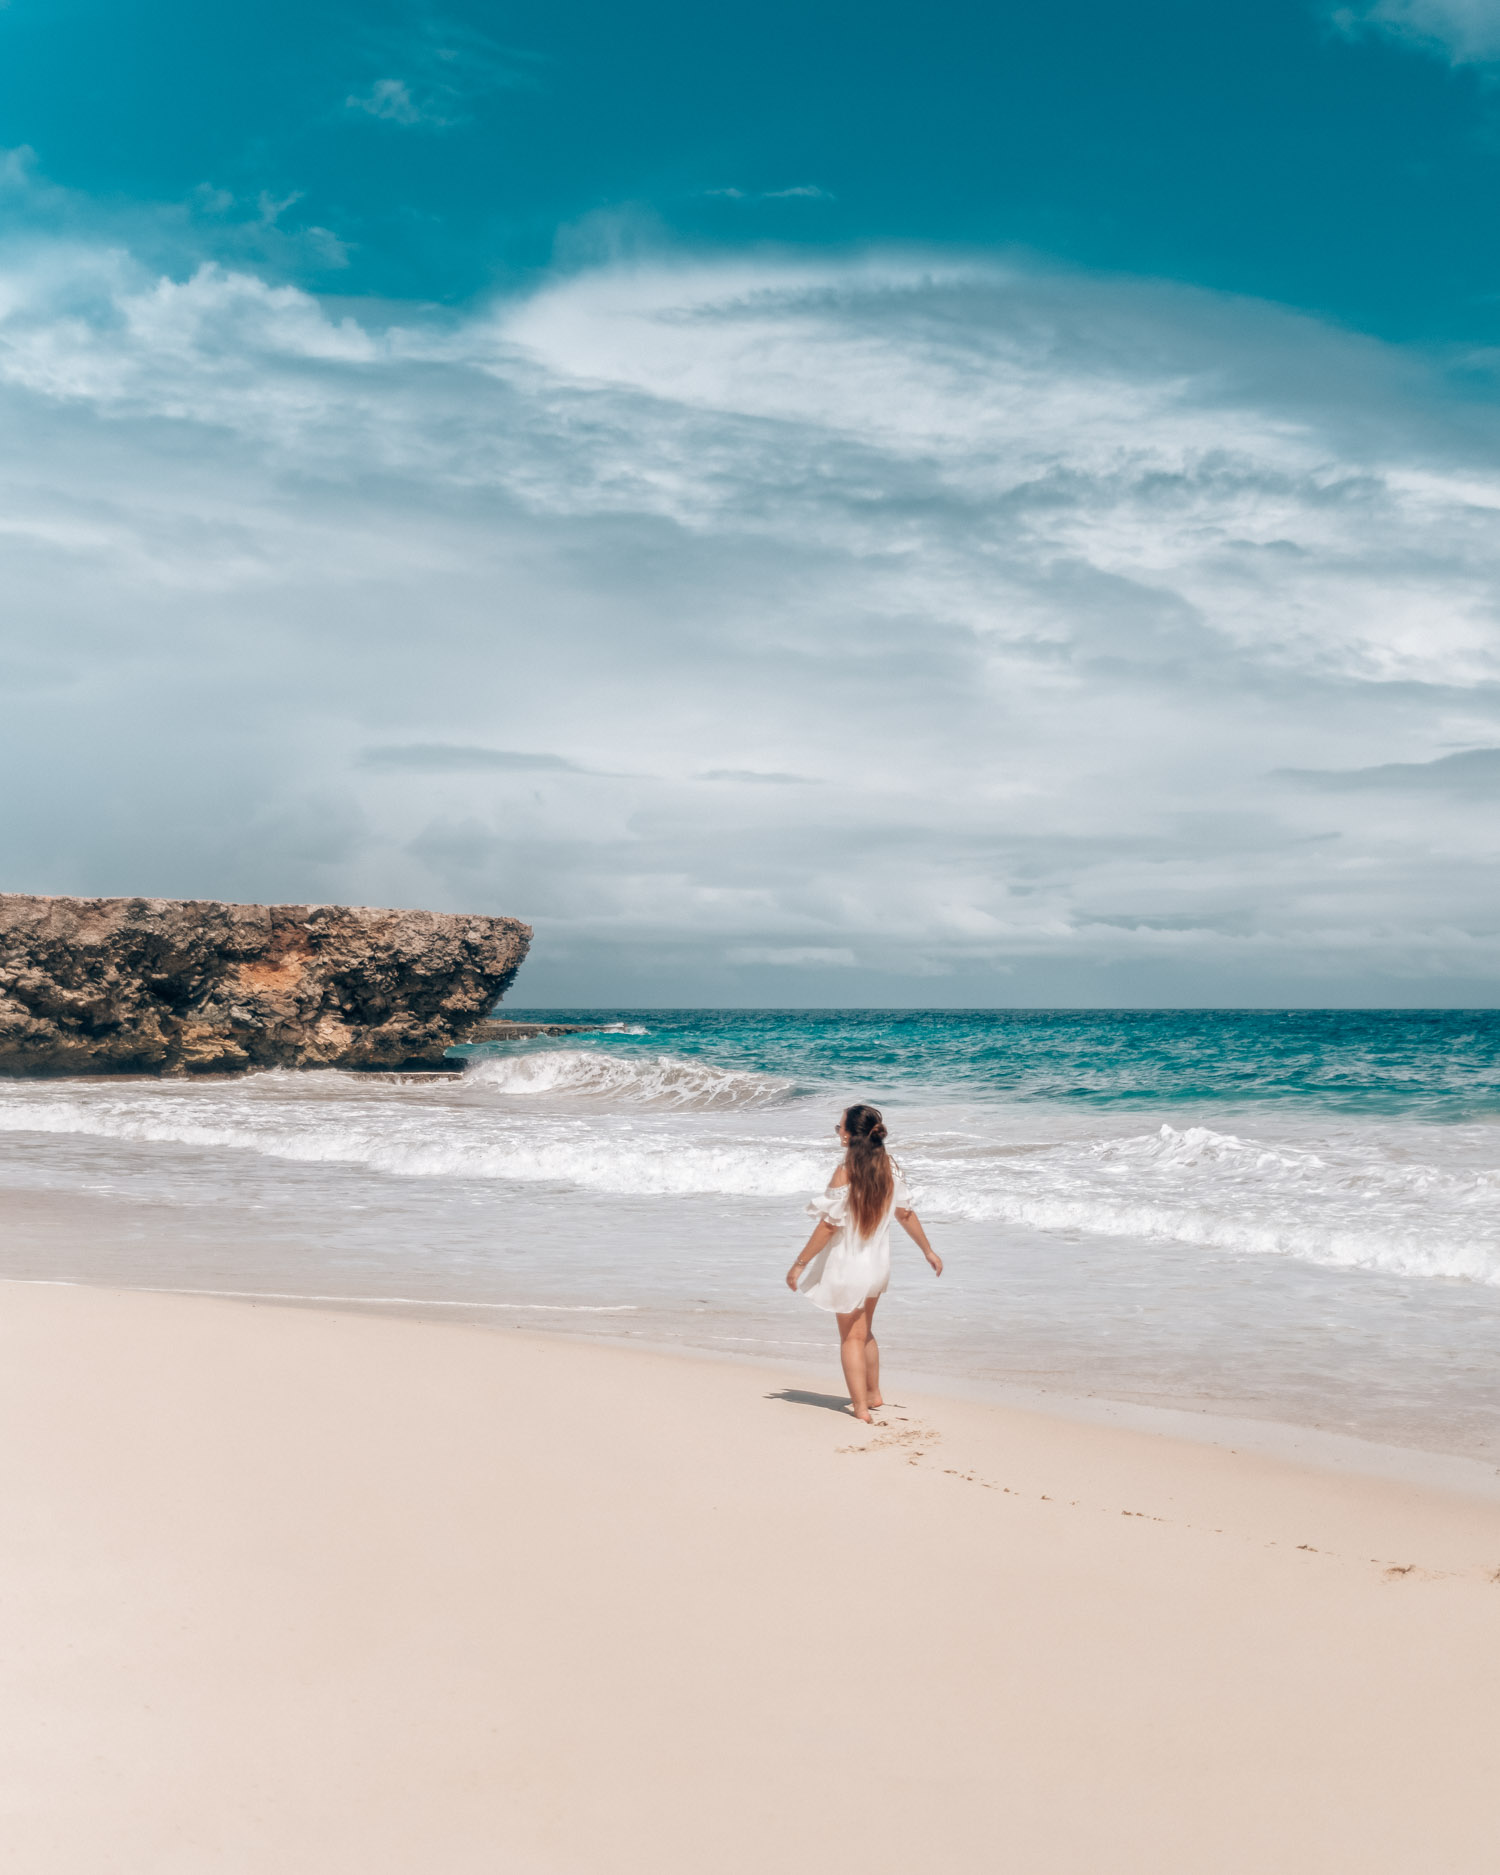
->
797;1164;913;1314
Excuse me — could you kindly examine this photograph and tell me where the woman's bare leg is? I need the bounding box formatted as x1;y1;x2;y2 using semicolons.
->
862;1296;882;1408
836;1310;871;1421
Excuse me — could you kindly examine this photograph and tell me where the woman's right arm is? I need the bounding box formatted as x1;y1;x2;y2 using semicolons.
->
895;1207;943;1277
786;1220;836;1290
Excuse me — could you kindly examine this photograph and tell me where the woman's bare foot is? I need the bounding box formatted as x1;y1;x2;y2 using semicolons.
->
868;1393;884;1409
851;1405;872;1422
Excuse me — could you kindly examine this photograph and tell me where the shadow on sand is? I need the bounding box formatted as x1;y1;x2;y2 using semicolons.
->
764;1387;856;1417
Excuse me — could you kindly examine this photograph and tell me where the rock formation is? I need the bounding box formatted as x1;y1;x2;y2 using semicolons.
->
0;895;532;1076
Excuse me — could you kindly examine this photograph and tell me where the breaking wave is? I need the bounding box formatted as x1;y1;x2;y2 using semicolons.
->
461;1048;798;1109
916;1124;1500;1286
3;1078;1499;1287
0;1086;823;1196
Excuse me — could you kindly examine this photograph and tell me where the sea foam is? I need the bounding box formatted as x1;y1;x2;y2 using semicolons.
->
912;1123;1500;1285
0;1082;824;1196
2;1058;1499;1286
462;1048;796;1109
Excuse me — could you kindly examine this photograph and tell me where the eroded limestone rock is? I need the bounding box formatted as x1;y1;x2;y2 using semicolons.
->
0;894;532;1075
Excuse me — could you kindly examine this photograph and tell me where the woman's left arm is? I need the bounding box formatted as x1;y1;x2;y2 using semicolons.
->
895;1207;943;1277
785;1221;836;1291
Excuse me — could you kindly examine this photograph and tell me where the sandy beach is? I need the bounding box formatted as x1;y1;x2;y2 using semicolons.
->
0;1280;1496;1872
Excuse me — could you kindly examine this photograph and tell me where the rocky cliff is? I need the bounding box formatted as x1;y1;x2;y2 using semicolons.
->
0;895;532;1076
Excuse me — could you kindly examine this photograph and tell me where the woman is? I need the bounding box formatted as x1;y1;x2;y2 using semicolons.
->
785;1104;943;1422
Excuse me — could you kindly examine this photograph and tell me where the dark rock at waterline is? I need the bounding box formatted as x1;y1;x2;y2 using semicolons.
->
0;894;532;1076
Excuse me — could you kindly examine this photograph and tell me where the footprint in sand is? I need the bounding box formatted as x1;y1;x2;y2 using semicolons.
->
838;1417;941;1462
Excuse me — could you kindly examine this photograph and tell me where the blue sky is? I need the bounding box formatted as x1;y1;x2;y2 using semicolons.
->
7;0;1500;335
4;1;1500;1003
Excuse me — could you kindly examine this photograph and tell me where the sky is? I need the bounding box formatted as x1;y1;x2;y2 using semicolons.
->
3;1;1500;1006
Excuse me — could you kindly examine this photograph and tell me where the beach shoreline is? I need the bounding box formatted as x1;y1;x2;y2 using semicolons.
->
3;1275;1498;1873
5;1020;1499;1474
12;1267;1500;1501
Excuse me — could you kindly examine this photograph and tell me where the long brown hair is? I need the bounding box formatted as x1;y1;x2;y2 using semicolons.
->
842;1104;893;1237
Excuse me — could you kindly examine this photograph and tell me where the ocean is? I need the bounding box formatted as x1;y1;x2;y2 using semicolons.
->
3;1009;1499;1462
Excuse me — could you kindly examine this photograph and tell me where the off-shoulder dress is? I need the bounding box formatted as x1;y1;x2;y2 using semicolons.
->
796;1164;913;1314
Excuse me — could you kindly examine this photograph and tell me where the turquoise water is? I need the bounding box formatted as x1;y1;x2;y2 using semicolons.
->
488;1009;1500;1118
1;1009;1498;1459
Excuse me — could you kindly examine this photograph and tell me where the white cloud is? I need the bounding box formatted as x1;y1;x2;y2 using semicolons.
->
344;19;545;130
360;745;593;773
346;78;428;126
0;143;350;276
1335;0;1500;63
726;947;859;967
0;195;1499;1002
699;770;821;784
706;185;836;203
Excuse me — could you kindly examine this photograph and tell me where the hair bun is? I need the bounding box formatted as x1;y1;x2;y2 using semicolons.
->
842;1103;888;1147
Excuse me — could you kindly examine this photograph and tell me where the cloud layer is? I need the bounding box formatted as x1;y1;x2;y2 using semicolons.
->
2;202;1499;1003
1340;0;1500;64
